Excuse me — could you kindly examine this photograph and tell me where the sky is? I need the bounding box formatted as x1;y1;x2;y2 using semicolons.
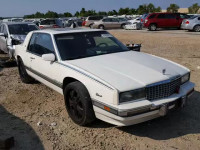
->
0;0;199;17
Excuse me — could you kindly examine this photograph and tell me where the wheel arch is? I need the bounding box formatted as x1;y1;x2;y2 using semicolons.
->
98;24;104;28
62;77;90;94
193;24;200;30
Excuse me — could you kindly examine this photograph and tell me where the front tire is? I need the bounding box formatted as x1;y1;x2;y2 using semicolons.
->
193;25;200;32
149;24;157;31
18;57;34;83
64;81;96;126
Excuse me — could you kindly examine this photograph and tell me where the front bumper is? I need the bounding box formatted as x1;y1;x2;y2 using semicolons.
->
93;81;195;126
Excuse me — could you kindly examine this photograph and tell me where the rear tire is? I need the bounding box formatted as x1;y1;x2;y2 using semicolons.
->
18;57;34;84
121;24;126;29
64;81;96;126
193;25;200;32
89;24;93;29
98;25;105;30
149;24;157;31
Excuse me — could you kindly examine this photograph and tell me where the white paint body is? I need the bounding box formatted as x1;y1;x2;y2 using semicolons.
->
15;28;195;126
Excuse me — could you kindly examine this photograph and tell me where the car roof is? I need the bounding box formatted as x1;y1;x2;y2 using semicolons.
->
32;28;103;34
2;22;36;25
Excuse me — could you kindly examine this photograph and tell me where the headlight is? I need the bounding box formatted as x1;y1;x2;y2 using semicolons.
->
181;73;190;84
119;88;146;103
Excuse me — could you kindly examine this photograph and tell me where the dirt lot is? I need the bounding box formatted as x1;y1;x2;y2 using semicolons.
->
0;30;200;150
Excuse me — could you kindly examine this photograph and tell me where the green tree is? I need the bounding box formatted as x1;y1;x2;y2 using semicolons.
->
74;11;80;17
98;11;107;16
137;4;148;14
155;6;161;12
35;12;44;18
118;8;131;15
188;3;200;14
64;12;72;17
45;11;58;18
167;4;180;13
147;3;155;13
107;10;118;16
80;8;86;17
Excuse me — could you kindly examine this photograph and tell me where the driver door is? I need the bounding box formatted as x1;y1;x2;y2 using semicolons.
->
0;25;8;53
27;33;61;90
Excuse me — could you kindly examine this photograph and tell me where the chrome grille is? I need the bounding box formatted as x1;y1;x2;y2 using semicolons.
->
146;77;181;101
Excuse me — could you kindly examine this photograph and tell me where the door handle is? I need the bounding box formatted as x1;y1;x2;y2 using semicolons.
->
30;57;35;60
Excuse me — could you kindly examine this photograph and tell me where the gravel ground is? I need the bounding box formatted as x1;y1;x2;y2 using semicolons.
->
0;30;200;150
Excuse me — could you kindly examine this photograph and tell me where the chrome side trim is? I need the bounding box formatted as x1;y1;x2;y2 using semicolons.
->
25;66;63;88
57;62;114;90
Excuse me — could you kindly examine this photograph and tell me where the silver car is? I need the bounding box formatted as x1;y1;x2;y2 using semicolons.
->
92;17;128;29
181;15;200;32
0;22;39;59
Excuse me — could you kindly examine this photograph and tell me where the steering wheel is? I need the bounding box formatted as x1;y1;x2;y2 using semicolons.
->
97;43;108;47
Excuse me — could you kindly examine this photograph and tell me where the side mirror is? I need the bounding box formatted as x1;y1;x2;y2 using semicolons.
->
126;44;141;52
42;53;55;62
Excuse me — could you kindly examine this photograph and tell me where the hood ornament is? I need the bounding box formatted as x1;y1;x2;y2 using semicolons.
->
162;69;166;75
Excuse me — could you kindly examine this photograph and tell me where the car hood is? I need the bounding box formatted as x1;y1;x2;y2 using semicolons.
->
66;51;189;92
10;34;26;42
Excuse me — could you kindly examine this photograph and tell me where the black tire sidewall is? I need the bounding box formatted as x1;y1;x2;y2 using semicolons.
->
18;58;33;83
194;25;200;32
64;81;95;126
99;25;104;29
149;24;157;31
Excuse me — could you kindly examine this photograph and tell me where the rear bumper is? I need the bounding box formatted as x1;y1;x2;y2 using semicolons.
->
93;81;195;126
181;24;193;30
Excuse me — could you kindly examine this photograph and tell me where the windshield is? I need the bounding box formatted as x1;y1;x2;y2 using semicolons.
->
54;31;129;60
8;24;38;35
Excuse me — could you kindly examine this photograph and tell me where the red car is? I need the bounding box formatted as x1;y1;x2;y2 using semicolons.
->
144;13;190;31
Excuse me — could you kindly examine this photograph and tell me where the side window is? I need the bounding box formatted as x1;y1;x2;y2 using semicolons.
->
165;14;176;19
28;33;37;53
198;17;200;20
103;18;111;22
157;14;166;19
148;14;156;19
34;33;54;55
111;18;119;22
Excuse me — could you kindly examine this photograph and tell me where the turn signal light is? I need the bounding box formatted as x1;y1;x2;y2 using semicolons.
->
104;106;111;112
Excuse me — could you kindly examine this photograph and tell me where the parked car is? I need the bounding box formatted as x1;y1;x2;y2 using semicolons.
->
3;18;24;22
64;18;83;27
128;17;141;24
181;15;200;32
125;17;142;30
39;19;62;29
140;14;149;25
92;17;127;29
15;28;195;126
82;16;104;28
0;22;39;59
144;13;190;31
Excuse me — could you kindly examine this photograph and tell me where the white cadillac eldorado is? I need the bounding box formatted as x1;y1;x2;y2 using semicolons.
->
15;28;195;126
